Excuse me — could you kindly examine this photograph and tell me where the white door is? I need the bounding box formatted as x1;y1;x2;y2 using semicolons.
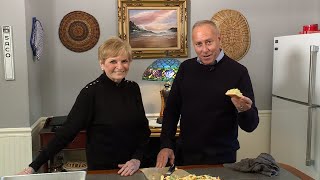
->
272;34;320;105
271;97;320;179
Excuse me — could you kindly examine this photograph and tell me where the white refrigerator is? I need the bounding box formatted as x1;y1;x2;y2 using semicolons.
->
271;33;320;179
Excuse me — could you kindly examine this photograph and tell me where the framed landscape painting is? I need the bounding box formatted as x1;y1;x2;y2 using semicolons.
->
118;0;188;58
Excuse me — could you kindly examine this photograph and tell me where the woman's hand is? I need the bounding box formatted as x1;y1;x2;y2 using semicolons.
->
118;159;140;176
17;167;34;175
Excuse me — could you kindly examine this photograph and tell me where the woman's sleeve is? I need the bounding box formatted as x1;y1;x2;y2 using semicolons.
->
29;88;93;171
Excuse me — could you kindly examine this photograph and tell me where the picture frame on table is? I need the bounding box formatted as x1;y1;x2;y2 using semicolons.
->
118;0;188;59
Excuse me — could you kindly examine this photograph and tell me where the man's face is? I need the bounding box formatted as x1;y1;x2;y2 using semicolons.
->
192;24;221;65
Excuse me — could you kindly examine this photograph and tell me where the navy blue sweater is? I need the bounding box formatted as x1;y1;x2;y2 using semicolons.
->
160;55;259;165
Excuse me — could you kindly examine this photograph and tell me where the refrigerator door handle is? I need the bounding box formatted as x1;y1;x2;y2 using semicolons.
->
308;45;319;107
306;45;318;166
306;106;315;166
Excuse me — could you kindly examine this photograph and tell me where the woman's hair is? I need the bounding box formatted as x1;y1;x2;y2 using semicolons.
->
98;36;132;63
192;20;220;35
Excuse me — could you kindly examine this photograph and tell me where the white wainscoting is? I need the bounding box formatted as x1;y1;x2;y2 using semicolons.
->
237;110;271;161
0;128;32;176
0;117;47;177
30;117;47;162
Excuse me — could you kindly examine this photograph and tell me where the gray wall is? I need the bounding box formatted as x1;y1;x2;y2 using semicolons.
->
1;0;320;128
0;0;30;127
26;0;45;128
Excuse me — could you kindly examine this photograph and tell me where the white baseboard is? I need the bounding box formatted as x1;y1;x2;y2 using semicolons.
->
0;128;32;176
31;117;47;158
0;117;47;176
237;110;271;161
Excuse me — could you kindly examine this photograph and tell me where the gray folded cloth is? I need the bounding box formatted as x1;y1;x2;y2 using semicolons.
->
223;153;280;177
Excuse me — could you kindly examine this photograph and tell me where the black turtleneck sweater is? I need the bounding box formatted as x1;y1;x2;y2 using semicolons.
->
160;55;259;165
30;73;151;171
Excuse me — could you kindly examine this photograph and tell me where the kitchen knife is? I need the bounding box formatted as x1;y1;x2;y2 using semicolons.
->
164;164;176;177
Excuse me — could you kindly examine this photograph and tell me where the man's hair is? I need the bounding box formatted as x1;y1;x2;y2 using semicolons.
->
192;20;220;35
98;36;132;63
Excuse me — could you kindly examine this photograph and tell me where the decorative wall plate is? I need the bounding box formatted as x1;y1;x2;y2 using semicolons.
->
59;11;100;52
211;9;250;61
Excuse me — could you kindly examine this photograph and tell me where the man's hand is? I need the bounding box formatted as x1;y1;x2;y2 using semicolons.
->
231;95;252;112
156;148;175;168
118;159;140;176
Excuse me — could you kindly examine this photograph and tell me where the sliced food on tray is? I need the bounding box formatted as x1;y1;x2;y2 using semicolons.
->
161;174;221;180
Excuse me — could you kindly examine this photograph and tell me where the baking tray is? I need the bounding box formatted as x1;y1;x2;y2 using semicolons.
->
1;171;86;180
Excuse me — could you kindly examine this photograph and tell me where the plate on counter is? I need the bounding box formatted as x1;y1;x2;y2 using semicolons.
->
148;118;180;128
62;161;87;171
149;119;162;128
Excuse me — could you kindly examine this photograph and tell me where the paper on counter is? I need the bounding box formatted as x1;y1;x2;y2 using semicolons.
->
141;167;189;180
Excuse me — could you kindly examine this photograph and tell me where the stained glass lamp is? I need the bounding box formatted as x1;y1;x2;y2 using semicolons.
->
142;58;181;124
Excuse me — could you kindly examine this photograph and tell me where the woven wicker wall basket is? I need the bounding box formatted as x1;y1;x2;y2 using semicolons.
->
211;9;250;61
59;11;100;52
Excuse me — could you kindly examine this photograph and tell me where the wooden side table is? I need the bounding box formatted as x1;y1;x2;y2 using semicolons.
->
39;117;179;172
39;125;86;172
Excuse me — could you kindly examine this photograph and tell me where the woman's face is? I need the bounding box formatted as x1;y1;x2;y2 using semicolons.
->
100;54;131;83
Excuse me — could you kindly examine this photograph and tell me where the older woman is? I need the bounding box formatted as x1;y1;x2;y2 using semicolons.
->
19;37;151;176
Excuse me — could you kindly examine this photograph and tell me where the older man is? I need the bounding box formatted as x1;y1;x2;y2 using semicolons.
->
156;20;259;167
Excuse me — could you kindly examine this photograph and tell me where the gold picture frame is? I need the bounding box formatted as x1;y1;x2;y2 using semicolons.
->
118;0;188;59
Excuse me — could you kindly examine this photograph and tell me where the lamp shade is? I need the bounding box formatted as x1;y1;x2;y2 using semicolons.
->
142;58;181;82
